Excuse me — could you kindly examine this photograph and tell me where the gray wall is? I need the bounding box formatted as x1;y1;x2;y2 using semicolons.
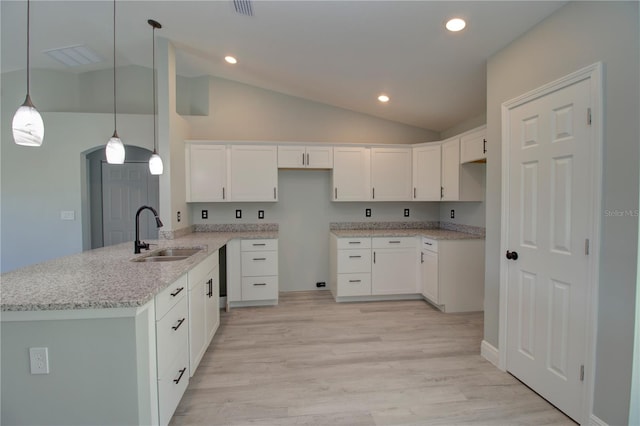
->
191;170;440;292
485;2;639;425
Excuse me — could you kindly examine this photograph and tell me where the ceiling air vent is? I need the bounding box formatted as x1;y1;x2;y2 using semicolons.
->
43;45;103;67
233;0;253;17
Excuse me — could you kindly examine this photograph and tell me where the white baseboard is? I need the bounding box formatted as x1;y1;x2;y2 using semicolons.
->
589;414;608;426
481;340;500;367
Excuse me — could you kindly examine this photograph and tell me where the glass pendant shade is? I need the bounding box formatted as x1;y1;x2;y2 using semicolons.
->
106;132;125;164
12;95;44;147
149;151;163;175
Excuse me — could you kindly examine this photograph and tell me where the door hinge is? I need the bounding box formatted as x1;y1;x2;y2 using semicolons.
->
587;108;592;125
585;238;590;255
580;365;585;381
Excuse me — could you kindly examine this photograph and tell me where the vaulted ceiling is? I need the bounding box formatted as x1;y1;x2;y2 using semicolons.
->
1;1;566;131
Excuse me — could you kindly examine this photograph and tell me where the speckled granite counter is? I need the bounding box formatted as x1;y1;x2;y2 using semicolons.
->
1;230;277;312
330;228;484;240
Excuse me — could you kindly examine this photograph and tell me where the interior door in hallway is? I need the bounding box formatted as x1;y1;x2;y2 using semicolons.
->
505;77;591;422
102;162;158;247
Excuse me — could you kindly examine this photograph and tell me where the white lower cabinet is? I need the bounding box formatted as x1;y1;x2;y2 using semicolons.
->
330;236;372;298
371;237;418;295
420;237;484;313
155;274;190;426
188;251;219;377
228;239;279;305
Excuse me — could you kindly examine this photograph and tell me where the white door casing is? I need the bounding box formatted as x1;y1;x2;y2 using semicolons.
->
499;63;602;424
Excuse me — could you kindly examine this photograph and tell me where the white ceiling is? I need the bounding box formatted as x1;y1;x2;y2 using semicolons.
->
1;1;566;131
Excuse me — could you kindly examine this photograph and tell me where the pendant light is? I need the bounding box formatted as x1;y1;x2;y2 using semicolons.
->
106;0;125;164
12;0;44;147
148;19;163;175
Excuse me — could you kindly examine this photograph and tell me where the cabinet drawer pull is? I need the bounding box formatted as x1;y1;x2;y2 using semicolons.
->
253;257;267;261
372;187;375;199
414;187;416;199
388;240;401;244
173;367;187;384
170;287;184;297
252;243;266;246
207;278;213;297
425;242;433;246
348;280;361;283
348;241;361;245
171;318;185;331
348;255;362;259
222;187;225;200
302;152;305;166
253;283;267;286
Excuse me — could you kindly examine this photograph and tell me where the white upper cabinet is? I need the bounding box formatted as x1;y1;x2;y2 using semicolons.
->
441;137;460;201
278;145;333;169
460;126;487;163
230;145;278;202
412;144;441;201
441;137;485;201
186;144;227;202
332;147;371;201
370;147;412;201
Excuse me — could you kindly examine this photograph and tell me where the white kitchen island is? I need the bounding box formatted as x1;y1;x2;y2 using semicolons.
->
0;228;277;426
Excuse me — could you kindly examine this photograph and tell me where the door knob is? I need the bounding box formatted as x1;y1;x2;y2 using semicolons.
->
506;250;519;260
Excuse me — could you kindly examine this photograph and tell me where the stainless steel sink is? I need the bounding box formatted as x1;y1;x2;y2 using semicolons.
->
132;247;202;262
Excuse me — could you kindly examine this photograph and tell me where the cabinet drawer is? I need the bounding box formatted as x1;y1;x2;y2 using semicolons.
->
241;251;278;276
421;237;439;252
337;273;371;297
156;296;189;376
158;346;189;426
337;237;371;249
241;239;277;251
337;249;371;273
241;276;278;300
156;274;188;320
372;237;417;249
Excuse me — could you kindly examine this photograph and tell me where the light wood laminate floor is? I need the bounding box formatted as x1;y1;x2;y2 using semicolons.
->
171;291;574;426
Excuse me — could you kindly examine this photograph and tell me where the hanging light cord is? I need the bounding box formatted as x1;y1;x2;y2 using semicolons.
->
113;0;117;133
152;24;157;153
26;0;31;96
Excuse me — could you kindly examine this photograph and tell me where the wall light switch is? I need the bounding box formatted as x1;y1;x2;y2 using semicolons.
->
29;347;49;375
235;209;242;219
60;211;75;221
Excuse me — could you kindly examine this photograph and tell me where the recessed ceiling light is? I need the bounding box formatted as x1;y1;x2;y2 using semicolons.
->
224;56;238;64
446;18;466;32
378;94;390;103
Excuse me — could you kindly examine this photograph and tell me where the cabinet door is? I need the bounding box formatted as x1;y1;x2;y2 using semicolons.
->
205;266;219;344
421;250;439;303
186;144;227;202
371;147;412;201
188;279;206;376
412;144;441;201
306;146;333;168
441;138;460;201
277;145;306;168
460;127;487;163
230;145;278;201
332;147;371;201
372;248;418;295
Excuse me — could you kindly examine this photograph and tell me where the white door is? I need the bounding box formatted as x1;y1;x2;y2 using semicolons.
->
506;78;591;422
102;162;157;246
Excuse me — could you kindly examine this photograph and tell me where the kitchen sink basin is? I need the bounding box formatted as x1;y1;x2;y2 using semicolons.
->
132;247;202;262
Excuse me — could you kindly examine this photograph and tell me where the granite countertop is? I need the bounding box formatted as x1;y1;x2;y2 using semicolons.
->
1;230;277;312
330;228;484;240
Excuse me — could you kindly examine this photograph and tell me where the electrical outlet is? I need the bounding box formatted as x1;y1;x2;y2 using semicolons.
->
258;210;264;220
365;208;371;217
404;209;410;217
177;211;181;222
235;209;242;219
450;209;455;219
316;282;326;288
29;347;49;375
201;210;208;219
